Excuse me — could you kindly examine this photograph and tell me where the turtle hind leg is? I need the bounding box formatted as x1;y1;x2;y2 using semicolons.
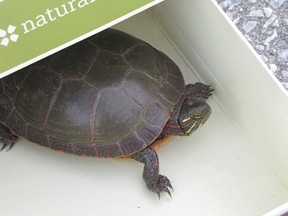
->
0;123;18;151
131;147;173;198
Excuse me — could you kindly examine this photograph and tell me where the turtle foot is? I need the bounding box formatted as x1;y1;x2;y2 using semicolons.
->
186;82;214;99
154;174;173;199
0;124;18;151
199;83;214;99
131;147;173;199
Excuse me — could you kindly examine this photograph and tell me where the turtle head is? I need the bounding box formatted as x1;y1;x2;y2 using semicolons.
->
178;83;213;136
179;98;212;135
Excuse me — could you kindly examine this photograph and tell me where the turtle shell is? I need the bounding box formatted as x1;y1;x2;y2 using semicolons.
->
0;29;185;158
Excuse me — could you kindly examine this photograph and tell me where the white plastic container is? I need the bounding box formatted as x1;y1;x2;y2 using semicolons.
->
1;0;288;215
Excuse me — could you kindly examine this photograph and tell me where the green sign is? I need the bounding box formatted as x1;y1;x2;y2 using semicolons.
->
0;0;162;78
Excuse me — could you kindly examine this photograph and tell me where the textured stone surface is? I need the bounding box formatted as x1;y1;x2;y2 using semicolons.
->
216;0;288;90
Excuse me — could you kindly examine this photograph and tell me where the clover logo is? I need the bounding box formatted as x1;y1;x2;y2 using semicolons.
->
0;25;19;47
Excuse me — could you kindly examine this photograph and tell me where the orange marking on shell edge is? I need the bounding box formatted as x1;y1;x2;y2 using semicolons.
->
118;135;171;160
166;124;180;129
150;135;171;150
56;149;65;153
80;153;88;157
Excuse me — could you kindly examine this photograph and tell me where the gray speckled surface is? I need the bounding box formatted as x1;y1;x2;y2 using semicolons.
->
216;0;288;90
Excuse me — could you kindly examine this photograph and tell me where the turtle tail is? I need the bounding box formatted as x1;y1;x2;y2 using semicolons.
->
0;123;18;151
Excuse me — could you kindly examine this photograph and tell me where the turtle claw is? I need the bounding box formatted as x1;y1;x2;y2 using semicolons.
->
0;129;18;152
157;188;172;199
155;175;173;199
167;181;174;190
0;138;16;151
6;140;16;151
164;187;172;198
200;84;214;99
0;143;8;151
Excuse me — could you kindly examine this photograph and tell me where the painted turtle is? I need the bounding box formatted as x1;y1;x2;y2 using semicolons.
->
0;28;213;197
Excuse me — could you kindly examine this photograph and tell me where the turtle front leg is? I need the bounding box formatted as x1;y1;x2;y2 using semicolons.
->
131;147;173;198
0;123;18;151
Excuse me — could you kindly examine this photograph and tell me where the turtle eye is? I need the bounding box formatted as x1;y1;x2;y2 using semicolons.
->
192;113;202;119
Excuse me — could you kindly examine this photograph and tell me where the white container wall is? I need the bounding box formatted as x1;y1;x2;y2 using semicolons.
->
0;0;288;216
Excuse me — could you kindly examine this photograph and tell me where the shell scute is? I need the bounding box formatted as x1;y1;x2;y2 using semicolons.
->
4;109;27;136
49;137;74;154
144;104;170;128
134;121;161;146
123;70;158;107
93;90;142;143
49;41;99;79
45;79;99;143
84;50;130;90
26;125;49;147
14;68;61;129
89;28;142;54
119;133;146;156
124;44;166;81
